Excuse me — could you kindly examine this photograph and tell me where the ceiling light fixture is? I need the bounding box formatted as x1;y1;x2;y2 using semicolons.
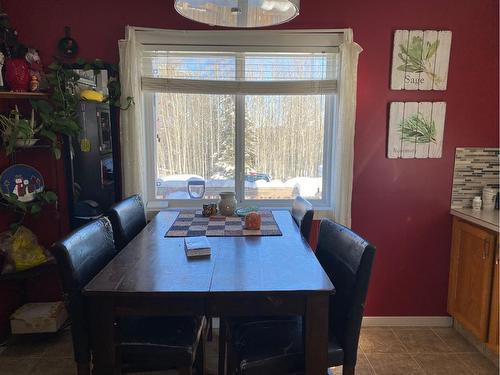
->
174;0;300;28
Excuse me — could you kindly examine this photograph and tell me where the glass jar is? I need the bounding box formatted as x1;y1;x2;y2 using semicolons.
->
218;191;237;216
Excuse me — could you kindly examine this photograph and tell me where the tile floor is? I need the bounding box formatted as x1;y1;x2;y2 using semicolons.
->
0;326;498;375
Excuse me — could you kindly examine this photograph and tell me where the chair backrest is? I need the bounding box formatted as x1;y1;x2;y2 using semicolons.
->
106;194;147;251
50;217;117;364
315;219;376;367
291;196;314;242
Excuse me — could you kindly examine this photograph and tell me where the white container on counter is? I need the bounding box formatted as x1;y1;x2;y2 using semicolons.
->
482;187;497;210
472;196;482;211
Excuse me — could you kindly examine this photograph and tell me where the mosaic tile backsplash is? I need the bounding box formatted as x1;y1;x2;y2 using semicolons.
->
451;148;499;209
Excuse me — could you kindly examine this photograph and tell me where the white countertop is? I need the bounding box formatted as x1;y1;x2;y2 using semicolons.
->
450;208;499;233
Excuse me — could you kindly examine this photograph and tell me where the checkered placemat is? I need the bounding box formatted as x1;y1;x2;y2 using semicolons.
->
165;210;282;237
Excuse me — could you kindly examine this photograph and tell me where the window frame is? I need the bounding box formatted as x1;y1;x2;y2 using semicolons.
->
142;30;344;212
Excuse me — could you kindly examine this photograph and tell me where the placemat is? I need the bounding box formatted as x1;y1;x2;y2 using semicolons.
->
165;210;282;237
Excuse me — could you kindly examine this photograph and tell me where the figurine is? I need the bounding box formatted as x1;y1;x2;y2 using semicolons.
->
29;75;39;92
25;48;44;91
0;51;4;89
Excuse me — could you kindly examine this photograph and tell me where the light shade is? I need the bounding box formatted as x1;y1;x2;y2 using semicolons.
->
174;0;300;28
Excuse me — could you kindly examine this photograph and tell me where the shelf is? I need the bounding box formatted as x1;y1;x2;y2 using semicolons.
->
12;144;52;152
0;92;49;100
0;259;57;281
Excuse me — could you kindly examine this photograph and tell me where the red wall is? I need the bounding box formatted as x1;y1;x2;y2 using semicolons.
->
2;0;499;319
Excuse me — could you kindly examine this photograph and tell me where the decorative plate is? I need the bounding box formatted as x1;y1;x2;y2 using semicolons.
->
0;164;45;203
235;206;258;217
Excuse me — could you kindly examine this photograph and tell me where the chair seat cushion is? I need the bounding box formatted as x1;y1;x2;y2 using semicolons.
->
119;316;204;369
232;317;343;375
225;315;297;336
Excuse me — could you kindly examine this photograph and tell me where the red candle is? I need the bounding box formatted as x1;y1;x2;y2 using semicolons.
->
244;212;261;230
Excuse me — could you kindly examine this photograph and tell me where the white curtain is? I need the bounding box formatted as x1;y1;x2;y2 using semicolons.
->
119;26;147;199
331;29;363;227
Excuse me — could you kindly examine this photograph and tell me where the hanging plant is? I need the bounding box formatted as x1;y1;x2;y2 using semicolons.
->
30;60;80;159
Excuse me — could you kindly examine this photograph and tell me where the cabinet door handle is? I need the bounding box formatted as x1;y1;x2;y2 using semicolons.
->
483;239;490;260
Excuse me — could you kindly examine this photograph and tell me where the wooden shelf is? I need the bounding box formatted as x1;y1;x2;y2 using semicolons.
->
0;92;49;100
0;259;57;281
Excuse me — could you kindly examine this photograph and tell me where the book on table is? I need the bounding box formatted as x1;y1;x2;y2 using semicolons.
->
184;236;211;257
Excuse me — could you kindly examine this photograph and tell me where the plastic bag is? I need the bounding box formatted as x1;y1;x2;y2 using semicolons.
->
0;226;47;273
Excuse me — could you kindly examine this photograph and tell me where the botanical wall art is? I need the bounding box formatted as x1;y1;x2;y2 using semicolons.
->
388;102;446;159
391;30;452;91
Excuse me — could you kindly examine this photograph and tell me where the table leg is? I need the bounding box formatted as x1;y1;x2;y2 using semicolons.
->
218;317;226;375
88;297;119;375
305;294;329;375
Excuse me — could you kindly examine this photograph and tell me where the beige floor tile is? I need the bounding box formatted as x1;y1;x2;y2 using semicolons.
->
365;353;424;375
458;352;499;375
412;353;472;375
1;339;47;358
0;357;38;374
431;328;477;353
331;352;375;375
393;328;452;354
30;358;77;375
360;327;406;353
42;330;74;359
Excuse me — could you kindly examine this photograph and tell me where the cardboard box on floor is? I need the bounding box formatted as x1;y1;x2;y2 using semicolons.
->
10;302;67;334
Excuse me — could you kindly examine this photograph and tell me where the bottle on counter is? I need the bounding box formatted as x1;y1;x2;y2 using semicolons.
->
482;187;497;210
472;196;482;211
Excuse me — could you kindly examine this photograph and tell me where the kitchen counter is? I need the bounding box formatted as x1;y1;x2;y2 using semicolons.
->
450;208;499;233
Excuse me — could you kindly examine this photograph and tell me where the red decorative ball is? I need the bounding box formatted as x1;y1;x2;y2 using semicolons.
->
244;212;261;230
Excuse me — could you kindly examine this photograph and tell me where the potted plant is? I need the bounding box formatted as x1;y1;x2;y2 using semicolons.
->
0;106;41;154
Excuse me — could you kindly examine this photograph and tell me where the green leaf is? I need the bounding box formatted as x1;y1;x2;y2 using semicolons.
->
398;113;437;144
43;191;58;202
40;129;57;142
76;58;86;66
425;40;439;60
30;204;42;215
32;99;53;114
53;147;62;159
48;62;61;71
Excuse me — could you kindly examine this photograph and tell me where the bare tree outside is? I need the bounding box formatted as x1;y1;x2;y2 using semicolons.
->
153;52;328;200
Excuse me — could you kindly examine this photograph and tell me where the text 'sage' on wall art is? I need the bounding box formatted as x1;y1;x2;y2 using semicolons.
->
391;30;452;91
388;102;446;159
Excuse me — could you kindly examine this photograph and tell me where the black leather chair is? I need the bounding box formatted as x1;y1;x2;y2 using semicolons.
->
218;196;315;374
291;196;314;242
106;194;147;251
50;217;206;375
225;218;376;375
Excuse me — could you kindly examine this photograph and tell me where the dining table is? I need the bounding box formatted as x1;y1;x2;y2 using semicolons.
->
83;210;335;375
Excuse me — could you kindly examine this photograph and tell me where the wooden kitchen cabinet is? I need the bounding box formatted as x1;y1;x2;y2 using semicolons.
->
448;217;497;341
487;245;499;354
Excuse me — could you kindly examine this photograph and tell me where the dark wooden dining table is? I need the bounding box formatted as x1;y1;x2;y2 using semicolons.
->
83;210;335;375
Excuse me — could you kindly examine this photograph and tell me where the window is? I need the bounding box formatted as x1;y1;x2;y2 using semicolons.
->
141;31;343;209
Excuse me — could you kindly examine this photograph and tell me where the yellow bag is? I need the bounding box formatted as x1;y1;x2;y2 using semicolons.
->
10;226;47;271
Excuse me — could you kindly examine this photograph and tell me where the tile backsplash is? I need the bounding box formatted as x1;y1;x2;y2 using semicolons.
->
451;147;499;209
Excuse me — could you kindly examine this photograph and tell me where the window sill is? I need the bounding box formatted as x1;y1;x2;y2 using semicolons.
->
145;200;333;220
